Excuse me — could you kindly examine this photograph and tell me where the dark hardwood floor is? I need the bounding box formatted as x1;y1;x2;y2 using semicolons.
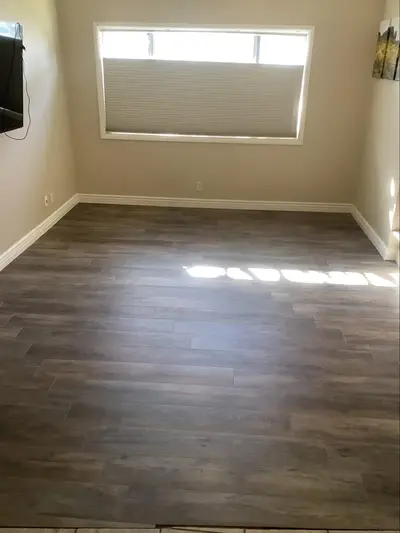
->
0;204;399;529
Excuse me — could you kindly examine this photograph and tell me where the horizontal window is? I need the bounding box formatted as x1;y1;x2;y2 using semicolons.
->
101;29;309;66
97;27;313;143
102;31;150;60
259;34;308;66
153;31;256;63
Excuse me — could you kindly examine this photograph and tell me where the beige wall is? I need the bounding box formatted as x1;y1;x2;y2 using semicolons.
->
0;0;75;255
357;0;400;250
56;0;383;203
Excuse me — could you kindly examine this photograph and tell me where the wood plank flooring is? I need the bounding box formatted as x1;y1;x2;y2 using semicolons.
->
0;204;399;529
0;526;399;533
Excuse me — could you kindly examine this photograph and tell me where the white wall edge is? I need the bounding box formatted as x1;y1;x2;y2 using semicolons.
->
351;206;389;260
78;194;353;213
0;194;79;272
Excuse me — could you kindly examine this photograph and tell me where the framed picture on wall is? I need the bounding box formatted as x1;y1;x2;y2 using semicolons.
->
373;19;391;78
382;17;400;80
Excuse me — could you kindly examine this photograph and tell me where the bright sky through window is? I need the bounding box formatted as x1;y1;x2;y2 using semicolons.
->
101;30;308;66
154;32;255;63
259;34;308;65
102;31;149;59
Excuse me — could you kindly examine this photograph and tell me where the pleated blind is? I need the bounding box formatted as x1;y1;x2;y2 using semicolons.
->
99;28;310;139
103;59;304;138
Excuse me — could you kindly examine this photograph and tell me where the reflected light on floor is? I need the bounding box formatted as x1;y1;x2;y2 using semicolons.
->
227;268;253;280
184;266;226;278
282;270;327;284
184;265;399;288
364;273;396;287
327;271;368;286
249;268;281;281
390;272;399;284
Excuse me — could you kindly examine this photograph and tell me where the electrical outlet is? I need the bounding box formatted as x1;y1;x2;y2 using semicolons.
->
196;181;203;192
44;195;49;207
50;193;54;204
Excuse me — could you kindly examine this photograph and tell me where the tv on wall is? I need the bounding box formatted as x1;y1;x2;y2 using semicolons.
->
0;22;24;134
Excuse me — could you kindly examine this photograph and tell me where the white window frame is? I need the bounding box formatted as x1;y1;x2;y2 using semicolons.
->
94;23;315;145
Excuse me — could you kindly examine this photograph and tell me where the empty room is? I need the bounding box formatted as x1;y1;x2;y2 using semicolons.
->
0;0;399;531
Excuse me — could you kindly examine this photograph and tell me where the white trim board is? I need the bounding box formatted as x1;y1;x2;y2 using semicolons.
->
78;194;353;213
0;194;392;272
351;206;389;260
0;194;79;272
78;195;390;260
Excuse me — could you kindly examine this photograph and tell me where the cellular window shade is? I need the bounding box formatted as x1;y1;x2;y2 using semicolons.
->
103;59;304;138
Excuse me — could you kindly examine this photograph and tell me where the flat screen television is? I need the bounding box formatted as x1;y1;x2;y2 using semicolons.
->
0;22;24;134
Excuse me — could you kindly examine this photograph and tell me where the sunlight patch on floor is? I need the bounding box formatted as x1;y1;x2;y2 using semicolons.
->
183;265;399;288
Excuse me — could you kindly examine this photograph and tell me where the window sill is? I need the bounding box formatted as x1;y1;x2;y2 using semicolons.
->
101;131;304;145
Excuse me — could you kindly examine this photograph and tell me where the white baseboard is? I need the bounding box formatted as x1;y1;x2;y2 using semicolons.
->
78;194;395;260
0;194;391;272
0;194;79;272
351;206;389;260
78;194;353;213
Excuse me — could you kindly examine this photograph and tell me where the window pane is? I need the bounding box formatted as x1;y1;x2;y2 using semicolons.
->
154;31;255;63
101;31;150;59
259;34;308;65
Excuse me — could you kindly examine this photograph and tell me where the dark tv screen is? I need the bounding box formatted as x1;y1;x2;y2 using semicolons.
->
0;22;24;134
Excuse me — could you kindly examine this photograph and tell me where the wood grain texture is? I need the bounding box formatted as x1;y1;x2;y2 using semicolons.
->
0;205;399;529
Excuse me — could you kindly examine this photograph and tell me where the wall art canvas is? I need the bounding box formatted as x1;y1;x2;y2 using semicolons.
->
383;17;400;80
373;19;391;78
